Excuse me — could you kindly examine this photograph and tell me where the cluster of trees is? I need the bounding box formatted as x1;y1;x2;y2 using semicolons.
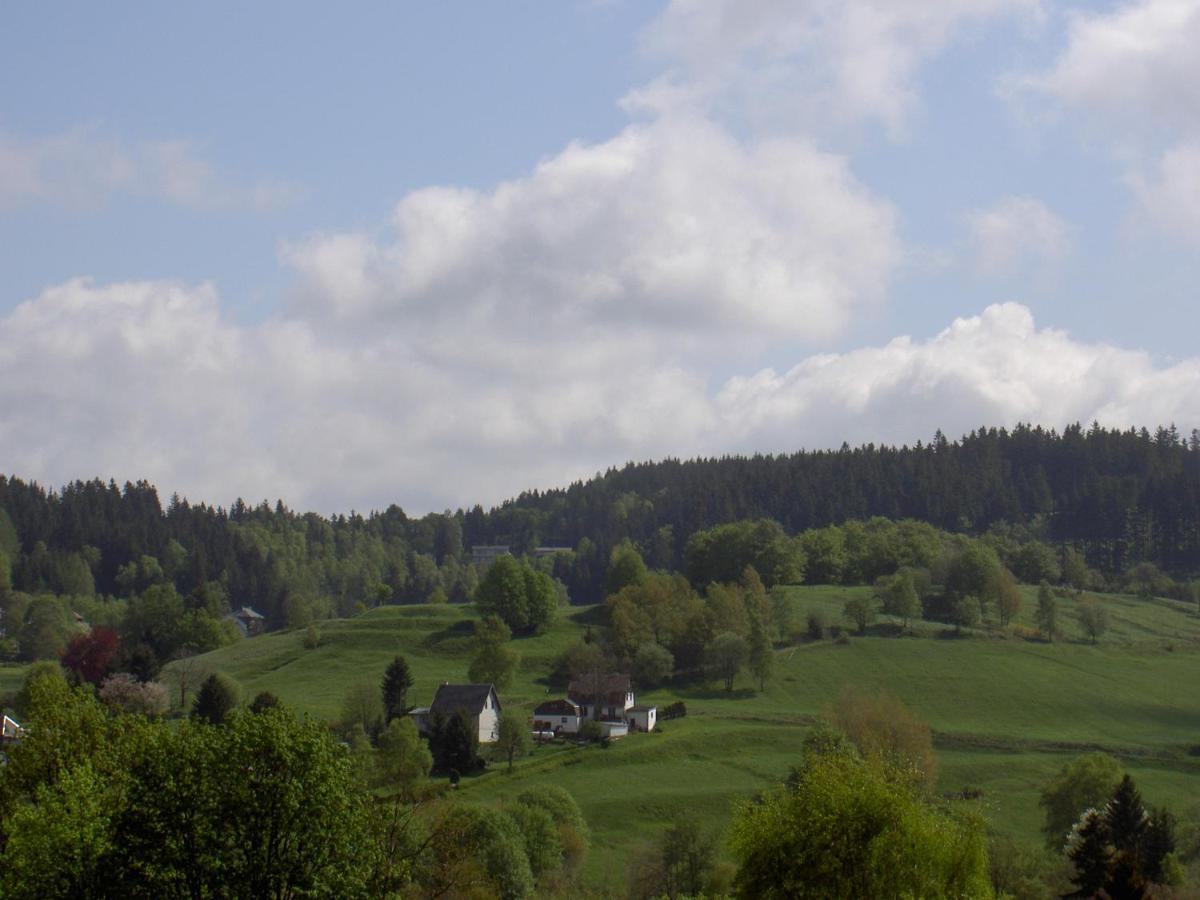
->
599;559;774;692
0;663;591;899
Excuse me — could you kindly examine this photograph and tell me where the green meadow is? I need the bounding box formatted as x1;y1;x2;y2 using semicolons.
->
151;587;1200;886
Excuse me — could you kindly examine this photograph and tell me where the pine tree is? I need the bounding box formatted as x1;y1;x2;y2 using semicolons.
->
381;655;414;723
1067;809;1111;897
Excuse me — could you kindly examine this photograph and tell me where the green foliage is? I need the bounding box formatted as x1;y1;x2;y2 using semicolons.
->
1040;753;1125;850
303;622;322;649
493;716;530;771
340;679;383;737
249;690;280;713
629;819;718;900
381;654;414;722
191;672;240;725
605;541;648;597
429;709;482;775
1065;774;1179;897
684;519;805;589
631;640;674;688
1035;580;1058;640
707;631;748;691
876;571;920;629
1077;596;1111;643
729;746;991;899
505;802;562;879
475;555;557;634
747;612;773;691
374;716;432;799
420;805;534;900
842;595;875;634
828;686;938;790
468;617;520;688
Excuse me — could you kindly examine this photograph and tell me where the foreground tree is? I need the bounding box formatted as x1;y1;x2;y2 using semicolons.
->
828;686;937;790
729;742;990;898
374;716;432;800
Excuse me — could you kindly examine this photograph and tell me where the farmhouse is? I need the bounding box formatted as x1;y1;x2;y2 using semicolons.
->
411;682;502;744
224;606;265;637
535;673;656;737
568;673;634;721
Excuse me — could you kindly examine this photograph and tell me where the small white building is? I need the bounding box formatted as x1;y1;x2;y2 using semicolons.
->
420;683;502;743
532;698;583;735
627;706;657;733
1;714;23;744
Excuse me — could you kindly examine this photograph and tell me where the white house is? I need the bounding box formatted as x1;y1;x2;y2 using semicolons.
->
532;698;583;736
530;673;656;740
415;683;502;743
567;673;635;721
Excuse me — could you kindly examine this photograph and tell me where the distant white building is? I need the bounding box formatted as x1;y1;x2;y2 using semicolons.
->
531;673;656;739
412;683;502;743
2;714;23;744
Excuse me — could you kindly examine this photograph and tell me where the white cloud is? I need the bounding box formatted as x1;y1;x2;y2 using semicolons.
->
0;129;300;213
282;116;901;345
965;195;1072;274
1021;0;1200;133
1127;139;1200;244
3;275;1198;514
637;0;1042;135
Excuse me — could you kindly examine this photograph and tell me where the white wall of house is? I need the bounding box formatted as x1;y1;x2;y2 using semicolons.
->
627;707;657;732
477;693;500;743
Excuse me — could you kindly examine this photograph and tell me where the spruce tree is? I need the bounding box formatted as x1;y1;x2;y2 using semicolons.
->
381;655;414;723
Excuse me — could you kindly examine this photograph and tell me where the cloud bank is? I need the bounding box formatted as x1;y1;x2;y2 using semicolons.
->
3;275;1197;514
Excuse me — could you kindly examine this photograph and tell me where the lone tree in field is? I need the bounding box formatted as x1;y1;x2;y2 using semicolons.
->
382;655;414;723
876;573;919;631
1076;597;1110;644
747;613;774;691
493;716;530;772
1035;580;1058;641
843;597;874;635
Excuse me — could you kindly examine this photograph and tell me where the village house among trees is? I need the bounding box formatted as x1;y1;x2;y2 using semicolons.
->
411;682;502;743
533;673;656;739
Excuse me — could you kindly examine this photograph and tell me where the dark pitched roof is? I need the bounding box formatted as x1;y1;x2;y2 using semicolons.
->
429;683;499;717
567;673;631;700
533;698;580;717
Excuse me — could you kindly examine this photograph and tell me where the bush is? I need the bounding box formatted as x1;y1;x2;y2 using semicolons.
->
578;720;604;743
661;701;687;720
192;673;240;725
303;624;322;649
806;609;826;641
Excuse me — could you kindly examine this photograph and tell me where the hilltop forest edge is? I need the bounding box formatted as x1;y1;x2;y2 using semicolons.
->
3;422;1200;673
2;422;1200;895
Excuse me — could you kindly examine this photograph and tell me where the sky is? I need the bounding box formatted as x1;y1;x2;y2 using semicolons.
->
3;0;1200;515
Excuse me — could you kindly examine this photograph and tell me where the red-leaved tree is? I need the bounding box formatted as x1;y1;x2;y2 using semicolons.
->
61;626;119;684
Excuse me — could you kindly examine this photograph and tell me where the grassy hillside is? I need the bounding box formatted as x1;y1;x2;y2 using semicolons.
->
163;589;1200;889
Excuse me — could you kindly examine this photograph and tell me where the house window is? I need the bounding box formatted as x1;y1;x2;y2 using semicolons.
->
561;716;567;723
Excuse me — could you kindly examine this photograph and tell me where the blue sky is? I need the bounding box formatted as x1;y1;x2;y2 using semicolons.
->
3;0;1200;514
